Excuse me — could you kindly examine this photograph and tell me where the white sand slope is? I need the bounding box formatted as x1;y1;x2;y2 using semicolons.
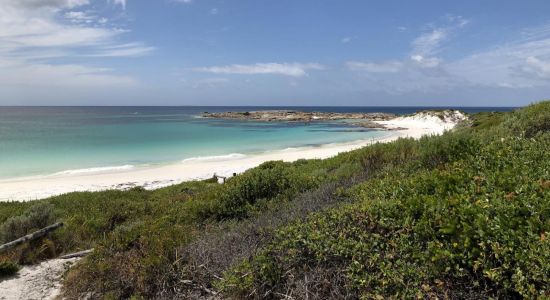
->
375;110;467;138
0;258;79;300
0;111;467;202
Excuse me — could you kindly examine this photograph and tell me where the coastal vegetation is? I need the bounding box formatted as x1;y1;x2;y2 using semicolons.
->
0;102;549;299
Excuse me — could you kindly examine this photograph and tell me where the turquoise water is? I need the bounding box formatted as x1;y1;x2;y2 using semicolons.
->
0;106;515;179
0;107;389;179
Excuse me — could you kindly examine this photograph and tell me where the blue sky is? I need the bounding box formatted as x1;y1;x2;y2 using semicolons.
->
1;0;550;106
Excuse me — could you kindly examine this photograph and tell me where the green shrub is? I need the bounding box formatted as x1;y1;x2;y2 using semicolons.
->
199;160;322;220
502;101;550;138
0;203;56;243
417;130;478;169
469;111;505;131
0;261;20;278
219;101;550;299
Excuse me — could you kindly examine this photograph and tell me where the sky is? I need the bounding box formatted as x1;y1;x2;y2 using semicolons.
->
1;0;550;106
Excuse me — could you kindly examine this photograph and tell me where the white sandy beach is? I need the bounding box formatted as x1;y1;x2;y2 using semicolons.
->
0;111;466;202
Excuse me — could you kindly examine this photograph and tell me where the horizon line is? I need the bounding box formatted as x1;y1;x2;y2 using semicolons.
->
0;105;520;108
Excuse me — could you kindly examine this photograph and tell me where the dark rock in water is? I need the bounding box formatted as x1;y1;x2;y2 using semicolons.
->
387;127;408;131
352;121;388;129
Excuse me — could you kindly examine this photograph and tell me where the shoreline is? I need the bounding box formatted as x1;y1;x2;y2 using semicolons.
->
0;111;465;202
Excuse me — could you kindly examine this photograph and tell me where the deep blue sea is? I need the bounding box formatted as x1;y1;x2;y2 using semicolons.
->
0;106;516;179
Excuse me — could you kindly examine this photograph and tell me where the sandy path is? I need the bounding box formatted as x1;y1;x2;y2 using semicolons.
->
0;258;79;300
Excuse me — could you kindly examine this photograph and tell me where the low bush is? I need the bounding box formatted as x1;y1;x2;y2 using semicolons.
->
207;160;318;220
219;102;550;299
0;203;56;243
0;261;20;278
417;130;478;169
503;101;550;138
0;203;60;264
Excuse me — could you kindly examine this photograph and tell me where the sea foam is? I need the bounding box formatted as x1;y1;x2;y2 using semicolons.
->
52;165;135;176
181;153;246;163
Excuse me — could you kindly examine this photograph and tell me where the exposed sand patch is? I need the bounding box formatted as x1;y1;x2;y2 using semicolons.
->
0;258;79;300
375;110;467;138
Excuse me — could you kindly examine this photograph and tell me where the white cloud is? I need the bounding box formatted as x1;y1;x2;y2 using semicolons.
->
64;11;96;23
194;63;326;77
525;56;550;79
0;2;141;55
409;15;470;67
5;0;90;9
210;8;218;15
346;61;403;73
0;0;152;94
341;37;352;44
445;14;470;28
347;21;550;94
448;35;550;88
412;28;447;57
410;55;442;68
346;60;455;95
0;59;136;88
112;0;126;9
88;43;156;57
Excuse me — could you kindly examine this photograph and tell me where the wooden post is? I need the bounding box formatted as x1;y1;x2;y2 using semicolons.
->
0;222;63;253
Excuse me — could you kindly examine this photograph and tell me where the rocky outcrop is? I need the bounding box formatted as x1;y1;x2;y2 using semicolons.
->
202;110;396;122
202;109;468;131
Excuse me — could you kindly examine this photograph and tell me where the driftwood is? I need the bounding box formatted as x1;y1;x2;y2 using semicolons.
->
0;222;63;252
180;279;218;296
59;248;94;259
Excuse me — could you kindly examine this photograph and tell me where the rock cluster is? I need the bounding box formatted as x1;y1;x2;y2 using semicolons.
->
202;110;396;123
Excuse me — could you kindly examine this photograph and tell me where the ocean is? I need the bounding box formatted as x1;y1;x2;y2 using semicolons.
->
0;106;516;179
